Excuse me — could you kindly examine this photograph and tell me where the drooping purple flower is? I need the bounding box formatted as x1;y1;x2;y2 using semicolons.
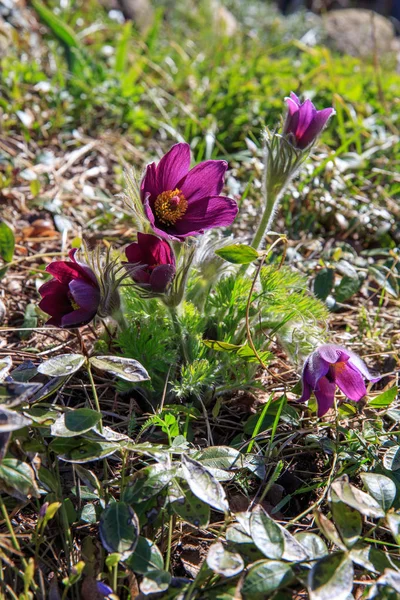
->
140;143;238;241
125;232;176;293
39;249;100;328
299;344;380;417
283;92;335;150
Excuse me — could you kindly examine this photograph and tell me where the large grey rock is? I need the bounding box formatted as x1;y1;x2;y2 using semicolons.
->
323;9;396;58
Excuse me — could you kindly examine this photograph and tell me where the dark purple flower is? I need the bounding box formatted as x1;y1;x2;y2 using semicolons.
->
96;581;113;597
299;344;380;417
125;232;176;293
283;92;335;150
39;249;100;328
140;143;238;241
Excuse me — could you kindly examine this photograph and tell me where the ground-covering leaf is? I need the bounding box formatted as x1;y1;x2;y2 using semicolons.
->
0;407;31;432
331;476;385;518
50;408;102;437
99;501;139;558
140;570;171;594
242;560;294;599
170;485;210;528
89;356;149;382
215;244;259;265
125;536;164;574
181;454;229;513
385;513;400;544
249;506;285;559
0;357;12;382
0;220;15;263
295;533;328;560
0;381;43;406
37;354;85;377
0;458;40;500
308;552;354;600
122;462;175;504
314;511;346;550
206;542;244;577
383;447;400;472
313;268;334;301
350;545;396;574
360;473;396;512
329;496;362;548
50;438;120;463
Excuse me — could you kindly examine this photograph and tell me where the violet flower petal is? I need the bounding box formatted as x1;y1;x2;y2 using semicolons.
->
156;143;191;192
141;162;158;201
61;307;96;328
334;363;367;401
314;377;337;417
173;195;238;237
150;264;176;292
304;352;330;389
69;279;101;312
347;349;380;382
179;160;228;203
318;344;349;365
299;107;335;149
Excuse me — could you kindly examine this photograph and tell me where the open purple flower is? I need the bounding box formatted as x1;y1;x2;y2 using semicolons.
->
283;92;334;150
299;344;380;417
39;249;100;328
141;143;238;241
125;232;176;293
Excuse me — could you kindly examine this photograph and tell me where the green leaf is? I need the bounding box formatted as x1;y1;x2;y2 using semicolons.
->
335;274;361;302
37;354;85;377
125;536;164;574
384;446;400;471
350;545;396;574
20;304;37;340
170;485;210;528
206;542;244;577
329;493;362;548
313;268;334;301
369;387;398;408
89;356;149;382
331;475;385;518
80;503;97;524
386;513;400;544
196;446;244;472
50;438;120;463
140;570;171;595
369;266;399;297
249;506;284;560
0;458;40;500
99;502;139;559
360;473;396;512
242;560;294;599
0;221;15;262
308;552;354;600
50;408;102;438
181;454;229;513
122;463;175;504
294;533;328;560
215;244;259;265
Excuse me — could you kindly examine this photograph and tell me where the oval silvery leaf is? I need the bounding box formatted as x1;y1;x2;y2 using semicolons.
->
99;501;139;559
171;486;210;528
206;542;244;577
360;473;396;512
242;560;294;599
249;506;284;560
125;536;164;575
196;446;244;472
386;513;400;544
0;458;40;500
50;438;120;463
307;552;353;600
50;408;102;438
383;446;400;472
0;381;43;407
331;475;385;519
350;545;395;574
181;454;229;513
122;462;175;504
294;533;328;560
0;407;31;432
139;570;171;595
89;356;150;382
279;526;310;562
0;356;12;382
37;354;85;377
329;496;362;549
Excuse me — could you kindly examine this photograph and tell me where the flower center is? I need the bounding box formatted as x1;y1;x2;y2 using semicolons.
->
154;188;188;226
68;293;80;311
327;361;346;382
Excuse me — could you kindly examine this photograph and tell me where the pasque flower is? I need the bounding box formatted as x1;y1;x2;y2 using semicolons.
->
299;344;380;417
141;143;238;241
283;92;334;150
39;249;100;328
125;232;176;293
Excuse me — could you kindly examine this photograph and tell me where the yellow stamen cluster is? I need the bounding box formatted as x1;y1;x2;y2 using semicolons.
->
154;188;188;226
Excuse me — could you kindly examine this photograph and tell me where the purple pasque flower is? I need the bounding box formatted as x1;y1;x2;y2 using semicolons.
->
96;581;113;598
283;92;335;150
141;143;238;241
299;344;380;417
125;232;176;293
39;249;100;328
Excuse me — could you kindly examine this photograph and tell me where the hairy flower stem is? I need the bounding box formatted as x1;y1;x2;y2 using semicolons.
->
250;189;277;251
168;306;189;365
